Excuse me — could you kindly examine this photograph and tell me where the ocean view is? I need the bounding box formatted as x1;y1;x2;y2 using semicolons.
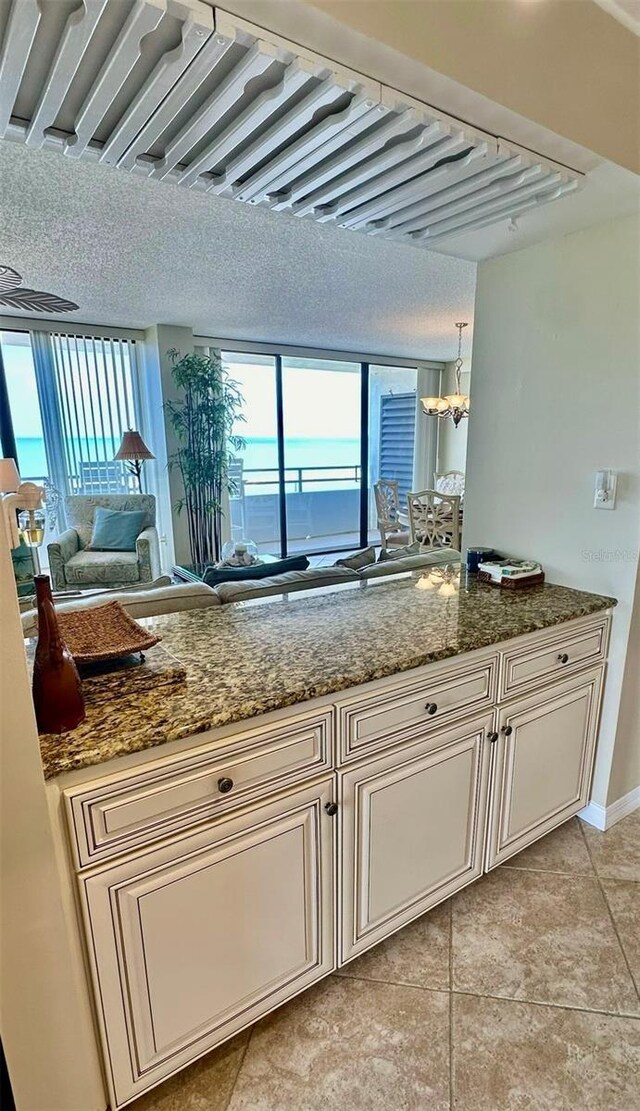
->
16;436;361;484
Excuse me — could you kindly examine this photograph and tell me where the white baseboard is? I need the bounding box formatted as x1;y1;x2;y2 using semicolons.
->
579;785;640;831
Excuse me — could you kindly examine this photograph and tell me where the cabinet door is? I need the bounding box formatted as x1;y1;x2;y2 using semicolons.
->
340;713;493;964
485;666;604;870
80;779;336;1109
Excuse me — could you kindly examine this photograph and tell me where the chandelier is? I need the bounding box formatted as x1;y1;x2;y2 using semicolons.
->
416;562;460;597
421;322;470;427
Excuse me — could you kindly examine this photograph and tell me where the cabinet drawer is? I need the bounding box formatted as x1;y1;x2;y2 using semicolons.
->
500;617;608;699
337;655;497;762
65;709;333;868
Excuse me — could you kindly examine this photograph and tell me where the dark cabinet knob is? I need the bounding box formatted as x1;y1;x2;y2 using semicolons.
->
501;725;513;736
487;731;499;743
217;777;234;794
424;702;438;715
324;801;339;816
557;653;569;664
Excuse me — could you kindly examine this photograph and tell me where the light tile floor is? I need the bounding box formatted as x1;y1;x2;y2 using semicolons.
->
132;810;640;1111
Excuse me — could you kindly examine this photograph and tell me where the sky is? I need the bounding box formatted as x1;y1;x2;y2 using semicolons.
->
227;359;361;441
4;339;372;447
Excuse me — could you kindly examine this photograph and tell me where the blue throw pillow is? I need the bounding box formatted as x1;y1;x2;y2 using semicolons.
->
203;555;309;587
90;507;146;552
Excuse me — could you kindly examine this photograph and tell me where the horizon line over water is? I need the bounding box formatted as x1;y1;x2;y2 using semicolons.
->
16;435;361;479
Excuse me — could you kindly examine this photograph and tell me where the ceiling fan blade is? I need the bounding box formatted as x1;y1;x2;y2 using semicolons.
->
0;265;22;293
0;287;79;313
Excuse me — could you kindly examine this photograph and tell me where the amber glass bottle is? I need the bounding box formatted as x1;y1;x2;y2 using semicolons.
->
32;574;85;733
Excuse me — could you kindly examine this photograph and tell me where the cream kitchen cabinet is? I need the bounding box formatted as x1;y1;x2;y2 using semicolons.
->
340;711;493;963
59;612;611;1109
485;665;604;869
78;778;336;1109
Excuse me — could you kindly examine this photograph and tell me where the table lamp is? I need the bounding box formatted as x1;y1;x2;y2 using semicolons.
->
0;457;21;493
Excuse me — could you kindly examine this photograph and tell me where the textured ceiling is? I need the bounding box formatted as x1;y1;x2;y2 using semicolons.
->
0;140;476;361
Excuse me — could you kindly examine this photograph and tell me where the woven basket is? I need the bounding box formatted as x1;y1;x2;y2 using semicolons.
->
57;600;161;663
478;570;545;590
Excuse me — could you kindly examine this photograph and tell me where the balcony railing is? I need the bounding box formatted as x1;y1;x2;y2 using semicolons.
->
235;464;361;496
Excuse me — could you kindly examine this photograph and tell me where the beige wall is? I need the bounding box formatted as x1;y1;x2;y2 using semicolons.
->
607;559;640;804
463;213;640;809
0;512;105;1109
308;0;640;174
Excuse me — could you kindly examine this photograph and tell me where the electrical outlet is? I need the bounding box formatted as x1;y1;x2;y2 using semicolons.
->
594;470;617;510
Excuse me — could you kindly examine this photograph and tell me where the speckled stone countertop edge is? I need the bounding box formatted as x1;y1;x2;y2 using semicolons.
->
38;575;616;781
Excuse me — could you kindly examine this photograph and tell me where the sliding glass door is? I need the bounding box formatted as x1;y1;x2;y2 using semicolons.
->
368;365;418;544
222;353;280;555
1;329;143;497
221;349;424;558
281;357;361;554
1;330;46;481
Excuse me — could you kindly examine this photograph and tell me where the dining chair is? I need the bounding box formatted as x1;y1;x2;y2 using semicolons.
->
407;489;462;551
433;470;465;497
374;479;411;548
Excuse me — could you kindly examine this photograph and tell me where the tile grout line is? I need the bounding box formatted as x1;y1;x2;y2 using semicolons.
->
448;899;454;1111
223;1026;254;1111
577;819;640;1005
451;987;640;1021
336;969;448;991
500;864;597;878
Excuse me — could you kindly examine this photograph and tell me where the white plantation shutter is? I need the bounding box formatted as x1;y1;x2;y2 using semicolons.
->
379;392;416;502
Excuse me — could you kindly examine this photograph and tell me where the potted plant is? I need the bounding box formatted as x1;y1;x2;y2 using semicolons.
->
165;348;245;566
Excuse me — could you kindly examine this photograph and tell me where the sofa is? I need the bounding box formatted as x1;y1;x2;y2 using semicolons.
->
47;494;161;591
22;549;460;637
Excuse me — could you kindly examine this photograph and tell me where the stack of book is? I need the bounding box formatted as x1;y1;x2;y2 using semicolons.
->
477;558;544;589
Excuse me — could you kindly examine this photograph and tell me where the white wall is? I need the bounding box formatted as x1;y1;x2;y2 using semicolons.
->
0;510;105;1109
607;559;640;805
436;360;470;479
463;213;640;809
142;325;195;567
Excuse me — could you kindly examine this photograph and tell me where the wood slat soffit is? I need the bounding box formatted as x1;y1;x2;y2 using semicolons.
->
0;0;583;251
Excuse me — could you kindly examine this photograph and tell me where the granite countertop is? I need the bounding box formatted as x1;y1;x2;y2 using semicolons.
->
37;568;616;780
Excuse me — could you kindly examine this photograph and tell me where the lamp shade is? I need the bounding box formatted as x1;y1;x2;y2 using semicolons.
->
0;457;21;492
114;430;154;461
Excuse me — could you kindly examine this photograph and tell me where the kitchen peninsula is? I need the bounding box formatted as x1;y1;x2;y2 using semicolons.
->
40;569;615;1109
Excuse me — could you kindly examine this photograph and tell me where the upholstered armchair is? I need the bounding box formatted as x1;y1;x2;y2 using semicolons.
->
47;494;161;591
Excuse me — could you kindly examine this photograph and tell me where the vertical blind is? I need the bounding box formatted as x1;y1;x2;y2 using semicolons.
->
48;333;141;494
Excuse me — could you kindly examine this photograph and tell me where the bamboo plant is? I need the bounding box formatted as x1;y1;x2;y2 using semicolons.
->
165;348;245;566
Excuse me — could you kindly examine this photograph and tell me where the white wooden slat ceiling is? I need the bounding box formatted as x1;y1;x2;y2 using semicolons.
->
0;0;583;252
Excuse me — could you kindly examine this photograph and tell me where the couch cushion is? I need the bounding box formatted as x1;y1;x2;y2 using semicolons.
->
90;506;146;551
215;566;359;603
21;582;220;637
64;550;141;586
203;555;309;587
334;546;376;570
377;542;422;561
360;551;461;578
